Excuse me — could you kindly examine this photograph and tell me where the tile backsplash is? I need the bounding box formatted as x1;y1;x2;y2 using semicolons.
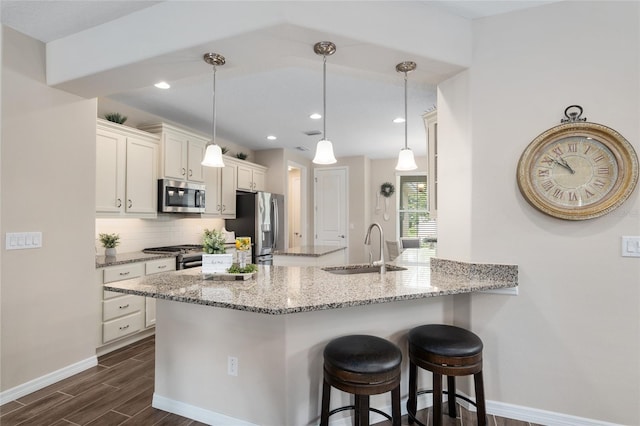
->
95;216;225;254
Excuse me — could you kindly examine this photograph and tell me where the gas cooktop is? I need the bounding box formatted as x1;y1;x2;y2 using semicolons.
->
143;245;203;254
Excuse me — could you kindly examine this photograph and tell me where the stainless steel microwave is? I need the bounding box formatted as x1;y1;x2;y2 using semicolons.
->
158;179;205;213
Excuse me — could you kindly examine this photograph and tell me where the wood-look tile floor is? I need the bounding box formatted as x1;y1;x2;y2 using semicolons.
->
1;336;538;426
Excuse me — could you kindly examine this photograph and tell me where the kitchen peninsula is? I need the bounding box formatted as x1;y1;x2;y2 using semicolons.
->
273;245;347;267
104;256;517;425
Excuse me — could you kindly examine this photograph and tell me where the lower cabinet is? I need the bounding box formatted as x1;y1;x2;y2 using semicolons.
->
98;257;175;349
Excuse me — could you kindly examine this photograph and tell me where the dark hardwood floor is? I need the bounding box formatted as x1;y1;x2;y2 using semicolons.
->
1;336;536;425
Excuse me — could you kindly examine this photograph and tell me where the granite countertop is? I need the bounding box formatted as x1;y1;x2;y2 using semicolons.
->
103;257;518;315
96;251;176;268
273;245;346;257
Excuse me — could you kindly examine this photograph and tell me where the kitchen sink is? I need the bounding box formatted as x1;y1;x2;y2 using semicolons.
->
322;264;407;275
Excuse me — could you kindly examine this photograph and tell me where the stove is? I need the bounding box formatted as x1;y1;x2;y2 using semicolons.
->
143;244;204;270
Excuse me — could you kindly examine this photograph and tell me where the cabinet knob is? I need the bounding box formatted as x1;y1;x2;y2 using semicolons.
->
128;199;132;208
118;304;130;309
188;169;193;177
116;198;122;208
217;204;221;212
222;205;226;212
181;168;186;176
119;324;130;331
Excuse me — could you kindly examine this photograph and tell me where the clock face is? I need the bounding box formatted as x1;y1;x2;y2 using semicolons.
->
517;122;638;220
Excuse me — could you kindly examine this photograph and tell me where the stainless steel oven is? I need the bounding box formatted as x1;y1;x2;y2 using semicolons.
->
158;179;205;214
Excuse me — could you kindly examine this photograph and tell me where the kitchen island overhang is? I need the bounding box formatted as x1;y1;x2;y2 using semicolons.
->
103;256;517;425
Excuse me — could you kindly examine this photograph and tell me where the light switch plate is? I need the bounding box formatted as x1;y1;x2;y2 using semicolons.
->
621;236;640;257
5;232;42;250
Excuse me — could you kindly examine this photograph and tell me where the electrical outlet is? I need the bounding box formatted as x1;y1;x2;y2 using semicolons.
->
622;236;640;257
227;356;238;376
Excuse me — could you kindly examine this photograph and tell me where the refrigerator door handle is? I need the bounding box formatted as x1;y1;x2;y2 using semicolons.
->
272;198;279;250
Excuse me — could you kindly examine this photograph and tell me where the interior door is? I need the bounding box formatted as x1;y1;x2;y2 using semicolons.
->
288;168;302;248
314;167;347;248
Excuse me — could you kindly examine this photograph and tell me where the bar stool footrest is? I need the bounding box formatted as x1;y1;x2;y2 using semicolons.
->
406;389;478;426
326;405;393;423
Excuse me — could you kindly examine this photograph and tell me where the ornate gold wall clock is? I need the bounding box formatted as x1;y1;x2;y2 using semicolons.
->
517;105;638;220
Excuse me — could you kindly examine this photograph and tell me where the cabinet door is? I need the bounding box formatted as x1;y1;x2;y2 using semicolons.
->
163;133;187;180
236;164;253;191
204;167;221;215
126;137;158;214
96;129;126;213
220;164;237;216
187;140;205;182
252;169;266;192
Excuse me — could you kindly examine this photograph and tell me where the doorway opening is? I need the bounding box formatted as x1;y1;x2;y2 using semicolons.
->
287;162;307;249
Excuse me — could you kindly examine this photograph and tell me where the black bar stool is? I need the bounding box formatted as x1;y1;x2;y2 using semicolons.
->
406;324;487;426
320;334;402;426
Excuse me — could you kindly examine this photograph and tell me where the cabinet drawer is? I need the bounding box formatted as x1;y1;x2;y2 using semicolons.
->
103;294;144;321
146;257;176;275
103;263;144;284
103;290;124;300
103;312;144;344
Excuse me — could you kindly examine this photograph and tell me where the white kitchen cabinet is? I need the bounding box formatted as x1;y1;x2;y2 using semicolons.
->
139;123;207;183
237;162;267;192
98;257;175;351
204;160;237;218
96;119;159;218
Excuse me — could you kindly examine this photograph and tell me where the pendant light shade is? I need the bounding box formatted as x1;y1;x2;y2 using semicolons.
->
395;61;418;171
312;41;337;165
396;148;418;171
201;144;225;167
201;52;226;168
313;139;337;164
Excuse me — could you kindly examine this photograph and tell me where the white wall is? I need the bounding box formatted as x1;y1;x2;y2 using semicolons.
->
1;27;98;391
438;2;640;424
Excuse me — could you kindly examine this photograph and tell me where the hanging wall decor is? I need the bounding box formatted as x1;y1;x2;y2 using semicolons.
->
380;182;395;221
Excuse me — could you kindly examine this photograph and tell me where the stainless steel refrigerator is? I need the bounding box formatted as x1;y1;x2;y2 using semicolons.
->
225;191;285;265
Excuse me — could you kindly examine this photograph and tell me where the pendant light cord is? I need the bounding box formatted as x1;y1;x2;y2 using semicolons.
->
404;70;408;150
212;65;217;146
323;54;327;141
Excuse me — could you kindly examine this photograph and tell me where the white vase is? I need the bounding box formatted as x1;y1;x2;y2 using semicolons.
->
105;247;117;257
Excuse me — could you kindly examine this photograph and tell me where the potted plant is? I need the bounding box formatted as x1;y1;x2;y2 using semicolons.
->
104;112;128;125
235;152;248;160
99;233;120;256
202;229;232;273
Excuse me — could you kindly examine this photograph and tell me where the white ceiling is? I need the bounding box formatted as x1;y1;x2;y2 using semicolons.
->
1;1;559;160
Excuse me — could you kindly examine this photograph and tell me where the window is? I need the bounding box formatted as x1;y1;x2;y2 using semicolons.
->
397;174;437;246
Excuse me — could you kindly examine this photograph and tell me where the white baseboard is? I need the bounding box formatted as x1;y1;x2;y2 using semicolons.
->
0;355;98;405
486;399;622;426
152;393;258;426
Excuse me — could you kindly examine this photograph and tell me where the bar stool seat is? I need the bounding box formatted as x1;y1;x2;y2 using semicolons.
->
407;324;487;426
320;335;402;426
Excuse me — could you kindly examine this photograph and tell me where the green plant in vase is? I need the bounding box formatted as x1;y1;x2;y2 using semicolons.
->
203;229;227;254
99;233;120;256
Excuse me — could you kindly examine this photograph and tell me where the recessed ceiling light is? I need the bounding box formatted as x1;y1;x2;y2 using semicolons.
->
309;113;322;120
154;81;170;89
393;117;405;123
267;135;277;141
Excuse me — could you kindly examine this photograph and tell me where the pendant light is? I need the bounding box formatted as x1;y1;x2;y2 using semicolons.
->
312;41;338;165
395;61;418;171
201;52;226;168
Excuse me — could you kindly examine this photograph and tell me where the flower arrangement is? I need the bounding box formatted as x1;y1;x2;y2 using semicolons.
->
203;229;227;254
99;233;120;248
235;237;251;251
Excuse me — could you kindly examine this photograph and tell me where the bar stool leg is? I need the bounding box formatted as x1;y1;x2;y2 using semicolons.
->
354;395;370;426
447;375;456;418
433;372;443;426
391;384;401;426
474;371;487;426
407;361;417;424
320;378;330;426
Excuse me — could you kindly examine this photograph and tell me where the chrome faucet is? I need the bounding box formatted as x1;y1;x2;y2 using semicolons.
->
364;223;386;274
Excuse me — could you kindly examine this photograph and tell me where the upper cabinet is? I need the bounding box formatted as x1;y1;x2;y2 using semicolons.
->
236;162;267;192
204;161;237;218
96;119;159;218
139;123;207;183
